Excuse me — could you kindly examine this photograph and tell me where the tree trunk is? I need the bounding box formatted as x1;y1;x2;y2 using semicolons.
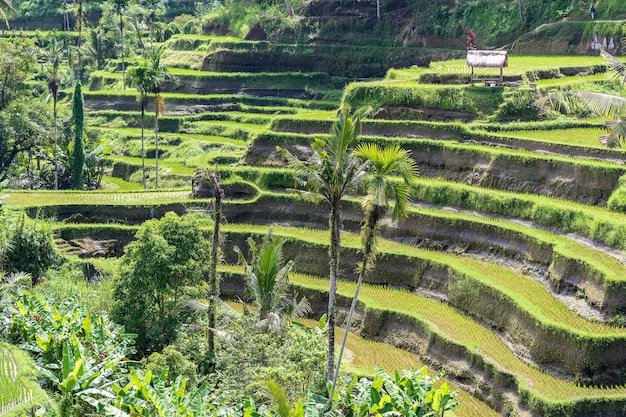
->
154;97;159;189
327;201;340;383
517;0;525;23
120;12;126;90
330;206;376;400
53;96;58;190
376;0;381;20
284;0;294;17
207;168;224;373
141;104;146;189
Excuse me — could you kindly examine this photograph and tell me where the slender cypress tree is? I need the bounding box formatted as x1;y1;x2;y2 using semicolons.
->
71;82;85;189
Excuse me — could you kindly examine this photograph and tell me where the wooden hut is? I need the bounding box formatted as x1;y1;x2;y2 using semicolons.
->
467;50;508;85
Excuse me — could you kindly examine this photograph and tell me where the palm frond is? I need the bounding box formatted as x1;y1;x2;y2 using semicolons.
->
577;91;626;120
601;120;626;148
601;49;626;83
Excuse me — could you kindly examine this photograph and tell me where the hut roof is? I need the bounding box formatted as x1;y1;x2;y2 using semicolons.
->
466;50;508;68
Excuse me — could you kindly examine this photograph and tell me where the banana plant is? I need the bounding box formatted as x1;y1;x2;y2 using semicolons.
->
112;368;215;417
37;338;121;416
327;366;459;417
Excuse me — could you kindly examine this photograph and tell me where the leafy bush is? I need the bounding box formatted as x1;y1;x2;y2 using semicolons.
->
2;213;58;283
492;88;543;121
144;345;198;387
214;316;326;405
111;212;211;355
607;174;626;213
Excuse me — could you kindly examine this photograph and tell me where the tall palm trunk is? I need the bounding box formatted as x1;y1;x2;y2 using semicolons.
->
120;11;126;90
140;103;146;189
331;205;377;401
154;96;159;188
327;201;340;382
53;96;58;190
207;168;224;372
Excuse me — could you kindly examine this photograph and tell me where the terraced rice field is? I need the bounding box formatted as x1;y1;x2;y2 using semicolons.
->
11;35;626;416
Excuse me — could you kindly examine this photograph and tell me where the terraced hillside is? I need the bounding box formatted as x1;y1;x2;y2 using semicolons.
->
8;35;626;416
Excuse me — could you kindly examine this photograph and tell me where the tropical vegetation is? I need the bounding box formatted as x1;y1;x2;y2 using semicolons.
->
3;0;626;416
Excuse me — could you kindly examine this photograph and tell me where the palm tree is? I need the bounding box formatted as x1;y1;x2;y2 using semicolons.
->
330;142;418;401
83;22;106;70
45;37;65;190
125;62;150;188
110;0;130;89
234;231;310;332
207;166;224;371
279;107;370;381
146;46;170;188
132;46;171;188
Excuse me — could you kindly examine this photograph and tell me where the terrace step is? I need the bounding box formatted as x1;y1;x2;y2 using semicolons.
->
220;265;626;417
218;224;626;386
249;130;626;206
90;69;345;97
217;194;626;315
81;92;338;113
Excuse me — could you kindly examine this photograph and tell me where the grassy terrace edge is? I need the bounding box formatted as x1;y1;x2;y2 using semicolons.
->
220;266;626;417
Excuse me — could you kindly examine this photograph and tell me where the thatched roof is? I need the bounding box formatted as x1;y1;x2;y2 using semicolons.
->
467;50;508;68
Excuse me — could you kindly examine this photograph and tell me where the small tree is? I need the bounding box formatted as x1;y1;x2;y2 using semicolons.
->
71;81;85;189
111;212;210;355
234;231;311;331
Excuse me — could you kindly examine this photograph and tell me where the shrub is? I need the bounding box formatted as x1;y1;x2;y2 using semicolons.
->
214;316;326;405
144;345;198;387
3;213;58;284
111;212;211;355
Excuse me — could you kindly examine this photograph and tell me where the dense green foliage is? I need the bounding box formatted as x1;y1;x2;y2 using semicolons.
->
1;213;57;282
234;231;310;330
213;316;327;405
112;212;211;354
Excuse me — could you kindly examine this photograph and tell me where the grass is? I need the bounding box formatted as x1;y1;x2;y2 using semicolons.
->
3;190;193;207
289;273;626;404
427;55;615;76
35;258;118;316
95;127;248;147
100;176;145;191
493;127;610;148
